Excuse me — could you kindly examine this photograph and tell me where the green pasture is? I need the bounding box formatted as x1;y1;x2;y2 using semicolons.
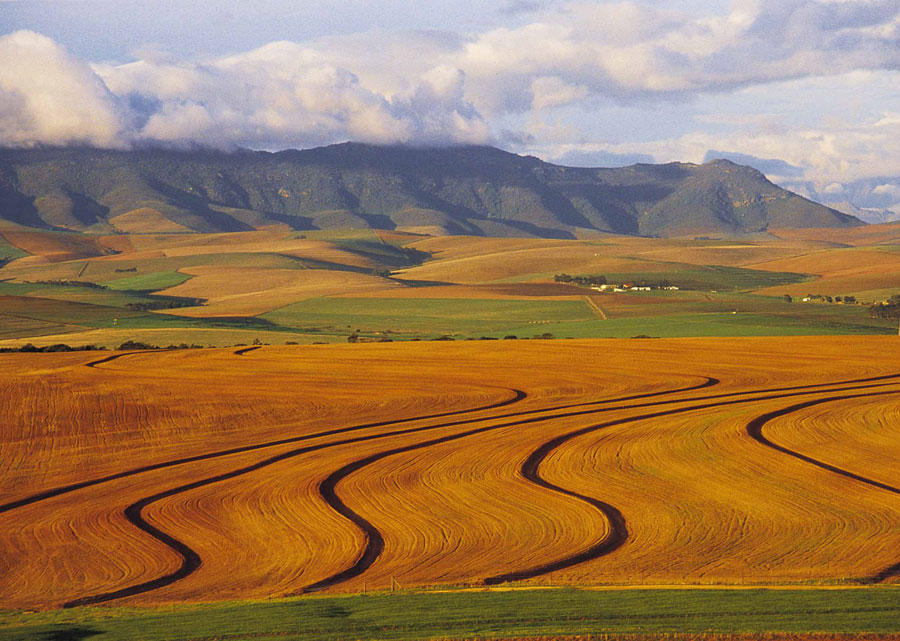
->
491;311;895;340
601;264;811;292
0;236;28;261
263;297;595;335
102;270;191;292
1;587;898;641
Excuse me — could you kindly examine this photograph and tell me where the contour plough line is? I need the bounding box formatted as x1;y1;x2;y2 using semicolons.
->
84;350;164;368
63;377;719;606
0;388;528;514
307;376;900;592
40;364;900;518
58;386;528;608
58;374;900;605
745;390;900;583
4;370;716;514
234;346;262;356
481;381;900;585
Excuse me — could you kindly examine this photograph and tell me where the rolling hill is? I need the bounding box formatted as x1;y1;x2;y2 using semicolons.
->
0;144;859;239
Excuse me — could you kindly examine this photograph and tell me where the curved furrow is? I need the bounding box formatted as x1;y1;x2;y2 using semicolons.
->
306;377;900;591
0;389;527;514
55;374;900;604
84;350;161;368
57;386;525;607
3;371;717;514
63;377;716;606
11;369;898;516
747;393;900;496
482;381;900;585
745;390;900;583
234;346;261;356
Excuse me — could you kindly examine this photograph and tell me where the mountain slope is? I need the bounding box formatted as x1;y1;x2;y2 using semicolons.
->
0;144;860;238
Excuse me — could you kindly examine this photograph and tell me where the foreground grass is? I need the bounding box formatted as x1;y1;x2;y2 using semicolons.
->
1;588;898;641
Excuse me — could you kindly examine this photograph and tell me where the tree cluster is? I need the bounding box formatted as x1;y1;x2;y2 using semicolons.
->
0;343;106;353
554;273;607;286
29;279;107;289
125;298;201;311
869;295;900;320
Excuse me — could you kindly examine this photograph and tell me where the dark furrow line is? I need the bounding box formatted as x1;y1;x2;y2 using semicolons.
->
61;379;718;607
4;372;718;514
57;376;900;604
59;387;527;608
307;378;900;592
481;383;900;585
745;391;900;584
84;350;161;368
1;389;527;514
11;369;898;515
234;346;261;356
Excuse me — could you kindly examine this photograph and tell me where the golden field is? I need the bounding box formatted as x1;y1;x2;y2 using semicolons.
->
1;337;898;610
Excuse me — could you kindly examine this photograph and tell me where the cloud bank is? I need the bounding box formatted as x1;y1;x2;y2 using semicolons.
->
0;0;898;193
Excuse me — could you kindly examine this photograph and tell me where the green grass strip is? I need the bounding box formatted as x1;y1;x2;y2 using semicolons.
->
1;587;898;641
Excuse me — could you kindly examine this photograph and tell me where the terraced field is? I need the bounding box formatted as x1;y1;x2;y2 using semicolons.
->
1;337;898;611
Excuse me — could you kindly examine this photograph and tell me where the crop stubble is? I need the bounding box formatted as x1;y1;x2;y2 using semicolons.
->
1;337;899;609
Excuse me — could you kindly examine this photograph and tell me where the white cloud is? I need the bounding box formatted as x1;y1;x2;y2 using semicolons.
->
0;30;126;147
0;0;898;186
0;31;488;150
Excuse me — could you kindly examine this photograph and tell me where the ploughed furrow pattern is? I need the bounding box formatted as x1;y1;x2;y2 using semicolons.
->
4;338;900;609
44;375;900;603
300;377;900;592
66;375;721;605
60;386;528;608
746;392;900;583
0;389;528;514
84;349;160;368
747;395;900;497
5;362;879;516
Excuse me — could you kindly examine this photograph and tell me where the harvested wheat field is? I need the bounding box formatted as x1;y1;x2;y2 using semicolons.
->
1;337;899;611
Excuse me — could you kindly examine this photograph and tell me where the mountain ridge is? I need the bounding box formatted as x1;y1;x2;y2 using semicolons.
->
0;143;860;238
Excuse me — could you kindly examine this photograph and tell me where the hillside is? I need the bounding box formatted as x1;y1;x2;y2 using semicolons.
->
0;144;859;238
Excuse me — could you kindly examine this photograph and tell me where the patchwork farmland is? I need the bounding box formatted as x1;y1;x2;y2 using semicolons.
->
2;225;900;347
1;337;898;613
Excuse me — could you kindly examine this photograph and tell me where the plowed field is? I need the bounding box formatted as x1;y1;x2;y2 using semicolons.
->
1;337;899;610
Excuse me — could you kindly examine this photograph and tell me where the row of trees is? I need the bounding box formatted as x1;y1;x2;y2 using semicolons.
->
805;294;857;304
554;273;607;286
28;279;108;289
125;298;202;311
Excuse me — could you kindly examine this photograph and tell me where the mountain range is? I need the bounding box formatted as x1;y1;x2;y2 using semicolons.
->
0;144;860;238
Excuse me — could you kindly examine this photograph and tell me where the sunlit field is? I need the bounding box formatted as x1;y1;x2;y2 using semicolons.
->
2;337;898;613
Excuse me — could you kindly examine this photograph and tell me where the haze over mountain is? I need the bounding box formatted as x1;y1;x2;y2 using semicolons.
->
0;144;859;239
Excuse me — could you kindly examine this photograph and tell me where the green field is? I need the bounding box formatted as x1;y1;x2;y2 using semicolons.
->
263;297;596;336
602;264;812;291
102;270;192;291
0;237;28;261
493;311;896;340
1;588;898;641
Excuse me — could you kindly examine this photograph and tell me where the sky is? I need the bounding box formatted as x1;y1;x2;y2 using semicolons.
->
1;0;899;211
